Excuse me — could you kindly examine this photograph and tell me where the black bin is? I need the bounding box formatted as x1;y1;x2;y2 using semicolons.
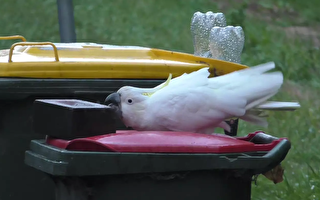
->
0;78;163;200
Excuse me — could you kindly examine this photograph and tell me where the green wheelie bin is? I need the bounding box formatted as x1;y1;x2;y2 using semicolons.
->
24;99;291;200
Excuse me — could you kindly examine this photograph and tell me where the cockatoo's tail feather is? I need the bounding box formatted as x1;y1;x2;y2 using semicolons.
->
255;101;300;111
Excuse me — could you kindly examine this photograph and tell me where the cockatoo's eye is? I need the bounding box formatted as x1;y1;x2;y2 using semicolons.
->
127;99;133;104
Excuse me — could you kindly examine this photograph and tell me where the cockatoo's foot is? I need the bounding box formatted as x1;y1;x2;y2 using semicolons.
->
223;119;239;136
218;121;231;132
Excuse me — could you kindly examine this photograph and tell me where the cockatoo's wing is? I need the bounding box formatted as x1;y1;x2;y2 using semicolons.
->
145;68;247;132
208;62;283;109
144;62;284;132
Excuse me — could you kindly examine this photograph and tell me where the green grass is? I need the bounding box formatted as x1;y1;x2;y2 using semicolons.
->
1;0;320;199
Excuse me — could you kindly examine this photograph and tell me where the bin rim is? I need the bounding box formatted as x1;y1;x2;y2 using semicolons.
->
24;131;291;176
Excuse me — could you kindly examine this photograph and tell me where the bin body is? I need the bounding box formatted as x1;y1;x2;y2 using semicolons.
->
53;171;251;200
0;78;163;200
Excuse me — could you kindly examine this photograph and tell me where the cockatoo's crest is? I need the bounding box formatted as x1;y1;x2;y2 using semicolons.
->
142;73;172;97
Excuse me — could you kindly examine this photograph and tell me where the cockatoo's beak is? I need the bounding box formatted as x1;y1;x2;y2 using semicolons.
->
104;92;122;119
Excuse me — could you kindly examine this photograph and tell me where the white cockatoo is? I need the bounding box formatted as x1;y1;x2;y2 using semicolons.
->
105;62;300;134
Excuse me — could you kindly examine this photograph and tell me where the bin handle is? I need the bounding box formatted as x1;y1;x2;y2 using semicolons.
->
0;35;27;42
251;132;291;172
253;139;291;175
8;42;60;62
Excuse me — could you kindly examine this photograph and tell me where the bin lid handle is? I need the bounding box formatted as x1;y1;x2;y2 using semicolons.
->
8;42;60;62
0;35;27;42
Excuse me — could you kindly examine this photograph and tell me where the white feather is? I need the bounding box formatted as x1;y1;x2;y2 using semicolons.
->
255;101;300;111
118;62;299;133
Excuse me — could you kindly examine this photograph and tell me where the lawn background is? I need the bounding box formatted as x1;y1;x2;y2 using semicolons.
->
1;0;320;199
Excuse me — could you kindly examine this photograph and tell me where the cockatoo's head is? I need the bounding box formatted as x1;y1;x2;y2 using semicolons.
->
104;86;149;128
104;74;172;129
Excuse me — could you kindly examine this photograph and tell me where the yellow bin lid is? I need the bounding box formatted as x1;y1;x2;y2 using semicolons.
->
0;35;248;79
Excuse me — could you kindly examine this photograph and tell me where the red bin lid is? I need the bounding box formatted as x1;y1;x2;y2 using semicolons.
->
46;130;284;154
